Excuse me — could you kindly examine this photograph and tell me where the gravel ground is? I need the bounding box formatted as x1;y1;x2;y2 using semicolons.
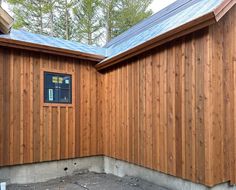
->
8;171;170;190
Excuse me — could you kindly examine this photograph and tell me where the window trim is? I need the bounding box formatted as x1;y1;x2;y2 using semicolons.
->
41;68;75;108
44;71;72;104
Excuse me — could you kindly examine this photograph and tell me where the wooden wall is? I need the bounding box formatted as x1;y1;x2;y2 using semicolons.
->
99;30;211;185
0;47;103;167
99;5;236;186
209;5;236;185
0;5;235;188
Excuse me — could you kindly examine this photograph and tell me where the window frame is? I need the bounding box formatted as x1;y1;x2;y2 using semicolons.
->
41;69;75;107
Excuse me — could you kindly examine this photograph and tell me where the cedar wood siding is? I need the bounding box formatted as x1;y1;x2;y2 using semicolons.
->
0;47;103;167
99;5;236;186
0;4;235;188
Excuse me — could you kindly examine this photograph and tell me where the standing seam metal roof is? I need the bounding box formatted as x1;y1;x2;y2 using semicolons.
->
0;29;107;57
104;0;223;60
0;0;225;60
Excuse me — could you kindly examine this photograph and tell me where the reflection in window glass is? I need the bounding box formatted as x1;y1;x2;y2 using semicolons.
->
44;72;72;104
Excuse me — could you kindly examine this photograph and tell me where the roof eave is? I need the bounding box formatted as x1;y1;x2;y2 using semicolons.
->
0;38;106;62
95;12;216;70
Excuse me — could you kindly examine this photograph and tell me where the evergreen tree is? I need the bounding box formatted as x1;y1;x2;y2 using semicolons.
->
54;0;75;40
113;0;153;37
47;0;56;36
7;0;52;35
73;0;103;45
101;0;119;43
6;0;153;45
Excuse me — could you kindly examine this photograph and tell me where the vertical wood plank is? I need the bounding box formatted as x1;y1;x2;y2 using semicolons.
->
175;41;183;177
90;64;97;155
204;27;213;185
0;48;4;166
9;50;14;165
211;20;224;183
23;53;31;163
134;60;140;165
75;62;81;157
139;56;146;166
152;52;160;170
2;49;11;165
145;55;153;168
60;107;66;159
167;45;176;175
51;107;58;160
33;53;41;162
195;31;206;183
13;50;21;164
184;35;192;180
181;41;186;179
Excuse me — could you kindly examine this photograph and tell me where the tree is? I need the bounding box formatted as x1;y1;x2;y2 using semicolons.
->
73;0;103;45
101;0;119;43
7;0;52;35
113;0;153;37
53;0;75;40
47;0;56;36
6;0;153;45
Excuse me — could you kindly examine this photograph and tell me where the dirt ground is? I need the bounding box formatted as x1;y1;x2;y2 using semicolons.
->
8;171;170;190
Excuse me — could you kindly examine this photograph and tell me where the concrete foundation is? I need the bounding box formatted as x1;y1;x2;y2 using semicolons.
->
0;156;104;184
104;157;236;190
0;156;236;190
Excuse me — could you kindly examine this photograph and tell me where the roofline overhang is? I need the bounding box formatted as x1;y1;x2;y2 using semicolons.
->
0;0;234;66
96;0;236;71
0;38;106;62
214;0;236;21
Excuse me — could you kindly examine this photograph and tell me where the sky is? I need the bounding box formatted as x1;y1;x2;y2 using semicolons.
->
150;0;177;13
2;0;176;16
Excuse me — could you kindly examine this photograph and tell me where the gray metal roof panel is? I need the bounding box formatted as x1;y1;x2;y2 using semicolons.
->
0;0;224;62
104;0;197;48
103;0;223;60
0;29;107;57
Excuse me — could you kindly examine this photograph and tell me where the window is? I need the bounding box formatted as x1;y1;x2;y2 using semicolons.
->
44;72;72;104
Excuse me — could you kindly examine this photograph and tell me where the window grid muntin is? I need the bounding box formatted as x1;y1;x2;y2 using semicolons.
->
44;72;72;104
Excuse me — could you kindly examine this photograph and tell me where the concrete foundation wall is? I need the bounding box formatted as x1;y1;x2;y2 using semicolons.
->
0;156;104;184
104;157;236;190
0;156;236;190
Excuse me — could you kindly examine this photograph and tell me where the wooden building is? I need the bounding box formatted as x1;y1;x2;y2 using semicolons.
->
0;0;235;188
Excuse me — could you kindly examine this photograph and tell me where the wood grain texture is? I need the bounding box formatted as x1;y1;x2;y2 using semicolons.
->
99;5;236;185
0;4;235;188
0;47;102;167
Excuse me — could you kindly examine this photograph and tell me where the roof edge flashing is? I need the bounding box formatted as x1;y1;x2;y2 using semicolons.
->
104;0;201;48
96;12;216;70
96;0;236;70
213;0;236;21
0;37;106;62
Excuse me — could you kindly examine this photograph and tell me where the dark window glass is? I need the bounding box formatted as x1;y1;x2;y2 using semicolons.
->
59;89;71;103
44;72;72;104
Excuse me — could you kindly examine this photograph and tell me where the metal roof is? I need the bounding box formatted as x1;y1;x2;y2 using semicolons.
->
104;0;223;59
0;0;225;61
0;29;107;57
